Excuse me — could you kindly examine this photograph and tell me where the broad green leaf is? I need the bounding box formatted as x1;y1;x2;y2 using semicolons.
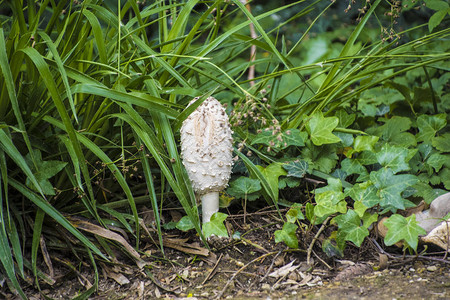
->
375;116;412;142
341;158;366;176
25;150;67;195
354;201;368;218
376;144;411;174
362;212;378;229
371;168;418;211
306;113;341;146
314;190;346;218
227;177;261;201
412;182;447;204
283;160;309;178
251;129;306;150
333;210;369;247
346;182;380;208
353;136;379;153
416;114;446;143
316;177;342;194
286;203;304;223
176;216;195;232
440;168;450;190
255;163;287;201
426;0;449;10
274;222;298;249
202;212;228;238
428;9;449;32
427;153;448;172
335;109;356;128
432;133;450;152
278;177;300;189
383;214;426;251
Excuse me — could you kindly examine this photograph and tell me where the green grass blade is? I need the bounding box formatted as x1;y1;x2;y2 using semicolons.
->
9;179;107;260
31;208;45;287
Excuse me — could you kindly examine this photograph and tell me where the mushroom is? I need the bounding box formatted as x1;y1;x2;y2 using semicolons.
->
180;96;233;223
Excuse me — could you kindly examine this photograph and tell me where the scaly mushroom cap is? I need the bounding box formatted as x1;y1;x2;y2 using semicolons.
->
180;97;233;195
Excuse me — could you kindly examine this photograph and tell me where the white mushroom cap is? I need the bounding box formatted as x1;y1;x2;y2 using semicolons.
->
180;97;233;195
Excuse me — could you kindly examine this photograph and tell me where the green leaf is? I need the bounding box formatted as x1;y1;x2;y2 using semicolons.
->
176;216;195;232
341;158;367;177
428;9;449;32
25;150;67;195
335;109;356;128
251;129;306;150
202;212;228;238
333;210;369;247
227;177;261;201
427;153;448;172
354;201;368;218
440;168;450;190
286;203;304;223
353;135;379;153
322;235;344;258
345;181;380;208
283;160;309;178
376;144;411;174
416;114;446;143
383;214;426;251
255;163;287;202
432;133;450;152
370;168;418;211
306;113;341;146
274;222;298;249
346;182;380;208
314;190;346;218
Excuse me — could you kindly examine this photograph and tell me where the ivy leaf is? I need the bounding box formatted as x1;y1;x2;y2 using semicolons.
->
370;168;418;211
274;222;298;248
376;144;411;174
333;210;369;247
341;158;366;176
278;177;300;189
353;135;379;153
345;182;380;208
283;160;309;178
314;191;347;218
286;203;305;223
383;214;426;251
432;133;450;152
227;177;261;201
335;109;355;128
427;153;448;172
251;129;306;150
306;112;341;146
202;212;228;238
256;163;287;201
176;216;195;231
25;149;67;195
416;114;446;143
440;168;450;190
354;201;368;218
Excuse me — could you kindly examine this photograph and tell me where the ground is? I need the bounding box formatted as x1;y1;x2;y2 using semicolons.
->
2;210;449;300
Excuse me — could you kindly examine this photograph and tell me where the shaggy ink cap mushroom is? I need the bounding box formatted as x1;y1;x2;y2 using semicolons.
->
180;96;233;223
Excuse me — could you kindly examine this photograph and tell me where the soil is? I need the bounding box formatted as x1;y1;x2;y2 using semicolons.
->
2;210;449;300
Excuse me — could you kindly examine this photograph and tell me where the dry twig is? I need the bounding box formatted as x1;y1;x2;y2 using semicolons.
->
307;217;331;266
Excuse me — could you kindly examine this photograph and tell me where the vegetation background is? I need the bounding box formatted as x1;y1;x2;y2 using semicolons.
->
0;0;448;298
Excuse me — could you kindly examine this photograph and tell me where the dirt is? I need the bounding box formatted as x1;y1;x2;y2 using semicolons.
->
2;212;449;300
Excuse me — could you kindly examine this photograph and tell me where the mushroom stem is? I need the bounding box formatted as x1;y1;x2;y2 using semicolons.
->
201;192;219;224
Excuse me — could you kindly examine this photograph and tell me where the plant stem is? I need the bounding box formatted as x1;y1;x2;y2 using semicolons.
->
201;191;219;223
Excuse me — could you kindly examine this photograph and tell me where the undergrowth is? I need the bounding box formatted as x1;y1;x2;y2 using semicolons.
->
0;0;448;298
